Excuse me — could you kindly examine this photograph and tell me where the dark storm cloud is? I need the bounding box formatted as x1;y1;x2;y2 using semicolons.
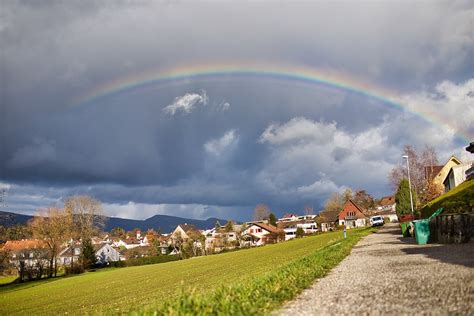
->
1;1;473;220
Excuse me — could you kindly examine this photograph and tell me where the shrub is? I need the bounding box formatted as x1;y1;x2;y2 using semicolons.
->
65;264;84;275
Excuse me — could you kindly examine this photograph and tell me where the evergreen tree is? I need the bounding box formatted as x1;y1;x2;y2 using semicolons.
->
395;179;417;217
81;238;96;269
295;227;305;238
224;220;234;232
268;213;277;226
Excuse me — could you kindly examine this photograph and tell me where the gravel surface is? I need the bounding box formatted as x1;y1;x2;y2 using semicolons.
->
278;223;474;315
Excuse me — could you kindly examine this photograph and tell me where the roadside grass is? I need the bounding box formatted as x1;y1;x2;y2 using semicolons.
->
138;228;374;315
0;229;372;315
421;179;474;218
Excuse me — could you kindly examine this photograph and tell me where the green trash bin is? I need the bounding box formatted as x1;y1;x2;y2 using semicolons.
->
413;219;430;245
400;222;409;237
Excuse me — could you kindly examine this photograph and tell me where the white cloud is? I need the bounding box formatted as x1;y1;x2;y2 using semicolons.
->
163;90;208;115
217;101;231;111
204;129;239;156
256;117;394;199
259;117;337;146
399;79;474;142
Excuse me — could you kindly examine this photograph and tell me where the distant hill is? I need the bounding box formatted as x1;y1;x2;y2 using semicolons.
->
0;210;227;234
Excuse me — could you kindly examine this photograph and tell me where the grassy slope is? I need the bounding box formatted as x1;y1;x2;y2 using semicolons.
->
0;229;371;315
421;179;474;218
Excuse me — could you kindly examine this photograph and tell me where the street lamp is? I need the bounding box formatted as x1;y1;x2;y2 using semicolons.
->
402;155;415;218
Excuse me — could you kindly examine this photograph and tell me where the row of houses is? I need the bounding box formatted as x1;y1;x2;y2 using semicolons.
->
2;196;398;271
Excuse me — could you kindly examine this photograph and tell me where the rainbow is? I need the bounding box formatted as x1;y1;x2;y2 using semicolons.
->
73;62;471;143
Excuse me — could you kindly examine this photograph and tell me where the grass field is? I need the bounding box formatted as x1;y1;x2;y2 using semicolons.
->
421;179;474;218
0;229;372;315
0;275;17;286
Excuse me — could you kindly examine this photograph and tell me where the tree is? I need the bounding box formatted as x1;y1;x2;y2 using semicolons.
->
352;190;375;210
64;196;105;268
110;227;126;239
224;220;234;232
268;213;277;226
395;179;417;217
323;188;353;213
295;227;305;238
29;207;71;277
0;248;11;275
389;145;442;206
253;203;271;221
81;238;96;269
303;205;314;215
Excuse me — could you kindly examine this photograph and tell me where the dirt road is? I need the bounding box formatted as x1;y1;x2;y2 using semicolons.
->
279;224;474;315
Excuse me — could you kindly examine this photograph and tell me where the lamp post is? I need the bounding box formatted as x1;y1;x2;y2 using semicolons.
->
402;155;415;218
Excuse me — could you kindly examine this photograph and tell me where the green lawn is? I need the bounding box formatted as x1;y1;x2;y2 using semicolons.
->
0;229;368;315
0;275;17;286
421;179;474;218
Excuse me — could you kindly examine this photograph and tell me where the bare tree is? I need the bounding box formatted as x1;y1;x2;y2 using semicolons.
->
323;188;353;213
253;203;271;221
303;205;314;215
29;207;72;277
64;196;105;268
388;145;443;206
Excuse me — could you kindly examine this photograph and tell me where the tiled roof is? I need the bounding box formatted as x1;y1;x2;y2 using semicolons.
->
179;224;199;233
3;239;47;251
249;222;283;234
379;196;395;206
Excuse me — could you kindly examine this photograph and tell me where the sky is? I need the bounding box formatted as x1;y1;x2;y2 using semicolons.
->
1;1;473;221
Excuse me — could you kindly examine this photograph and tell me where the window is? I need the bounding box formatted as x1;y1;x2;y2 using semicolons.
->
29;252;34;258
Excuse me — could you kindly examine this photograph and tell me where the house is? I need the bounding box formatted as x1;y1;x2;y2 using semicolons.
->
170;224;201;241
277;214;317;223
241;223;284;246
58;241;83;265
425;156;462;187
377;196;396;212
3;239;49;269
95;243;120;264
112;230;149;249
59;242;120;265
204;224;242;251
338;200;368;228
278;220;318;240
278;213;299;222
317;211;339;232
442;162;473;192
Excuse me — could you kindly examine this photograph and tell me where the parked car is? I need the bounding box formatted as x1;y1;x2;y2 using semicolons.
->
370;216;385;227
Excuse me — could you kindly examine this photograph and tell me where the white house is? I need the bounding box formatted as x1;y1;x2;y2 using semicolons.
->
95;244;120;264
241;223;283;246
282;222;318;240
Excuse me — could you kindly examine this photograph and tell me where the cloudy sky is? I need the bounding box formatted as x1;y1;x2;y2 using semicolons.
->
1;1;473;221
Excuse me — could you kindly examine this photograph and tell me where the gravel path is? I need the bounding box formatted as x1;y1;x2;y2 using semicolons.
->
278;223;474;315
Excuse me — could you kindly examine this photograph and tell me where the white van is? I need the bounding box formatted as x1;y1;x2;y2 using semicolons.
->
370;216;385;227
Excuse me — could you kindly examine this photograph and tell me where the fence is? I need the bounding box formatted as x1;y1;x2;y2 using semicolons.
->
429;213;474;244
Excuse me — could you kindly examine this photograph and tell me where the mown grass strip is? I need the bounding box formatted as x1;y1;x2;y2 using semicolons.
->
137;228;374;315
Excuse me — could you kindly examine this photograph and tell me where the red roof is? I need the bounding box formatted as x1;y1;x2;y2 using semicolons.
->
248;222;283;234
3;239;47;251
338;200;368;220
379;196;395;206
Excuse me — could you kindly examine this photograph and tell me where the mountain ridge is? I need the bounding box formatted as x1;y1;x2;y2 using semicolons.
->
0;210;228;234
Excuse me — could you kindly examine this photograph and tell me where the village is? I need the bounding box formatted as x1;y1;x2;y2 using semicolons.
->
2;148;473;282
